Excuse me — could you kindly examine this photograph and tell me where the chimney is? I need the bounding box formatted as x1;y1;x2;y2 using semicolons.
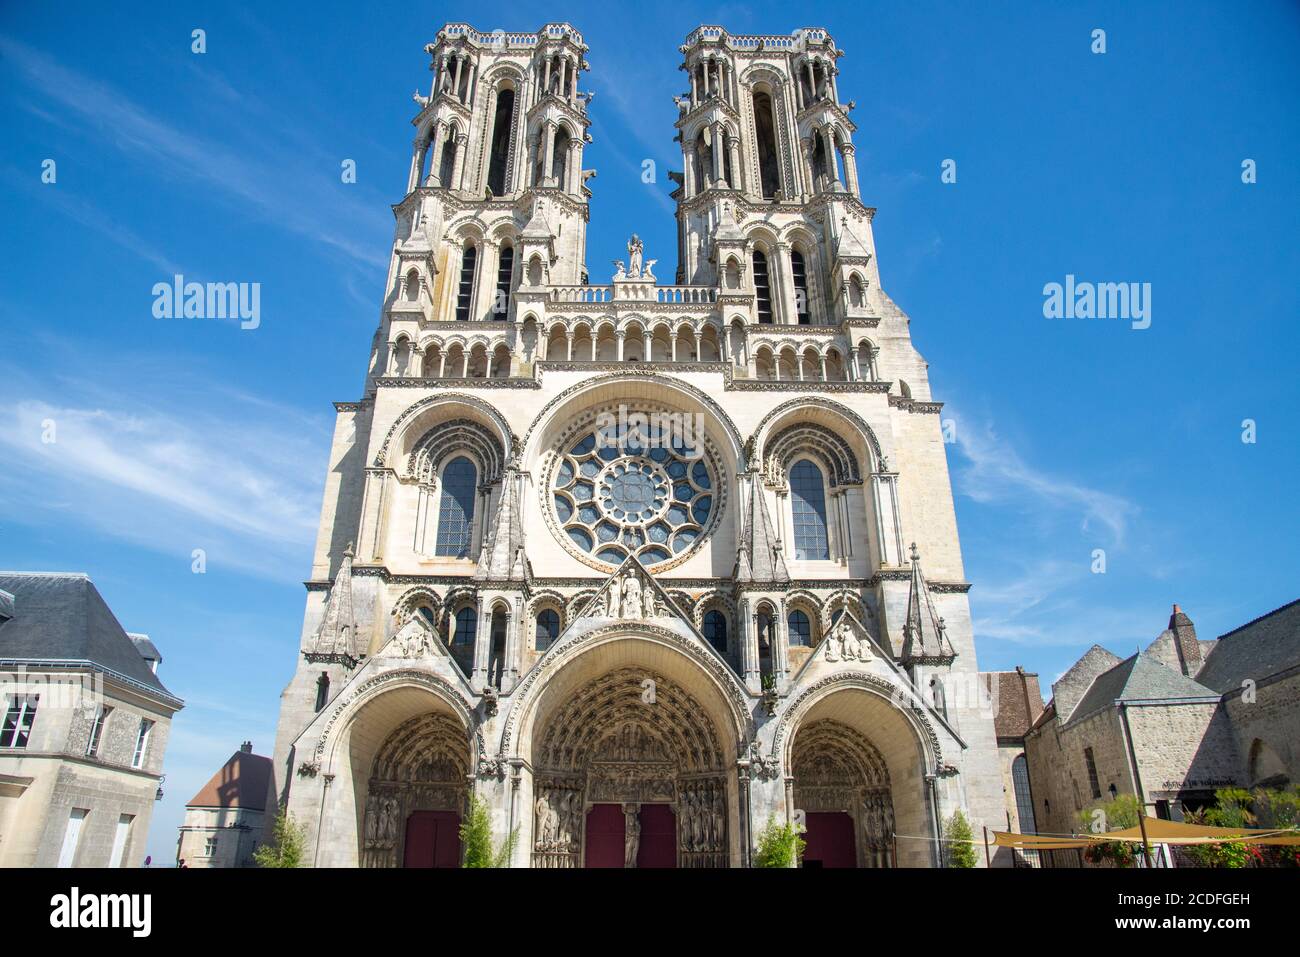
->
1169;603;1201;678
240;741;253;754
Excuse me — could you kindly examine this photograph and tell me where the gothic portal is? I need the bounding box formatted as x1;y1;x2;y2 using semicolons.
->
271;22;1005;868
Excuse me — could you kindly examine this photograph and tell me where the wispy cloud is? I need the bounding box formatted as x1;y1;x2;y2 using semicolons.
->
0;358;327;581
951;410;1138;545
0;34;391;270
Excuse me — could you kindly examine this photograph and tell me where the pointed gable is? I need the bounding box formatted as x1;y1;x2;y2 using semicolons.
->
312;545;358;657
900;544;955;663
734;472;789;583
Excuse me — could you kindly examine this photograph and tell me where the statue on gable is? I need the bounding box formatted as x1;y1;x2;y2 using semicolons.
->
627;234;644;277
393;617;434;658
620;568;642;619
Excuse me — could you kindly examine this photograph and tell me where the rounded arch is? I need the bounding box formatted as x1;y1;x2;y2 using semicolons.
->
751;396;885;471
375;393;516;470
499;623;752;763
519;372;746;472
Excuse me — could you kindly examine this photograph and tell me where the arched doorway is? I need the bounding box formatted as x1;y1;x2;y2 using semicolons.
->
783;682;936;867
527;659;737;868
792;720;893;868
360;709;470;868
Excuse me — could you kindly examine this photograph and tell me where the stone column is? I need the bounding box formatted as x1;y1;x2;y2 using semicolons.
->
871;471;903;567
471;596;489;688
450;134;467;191
543;121;557;185
728;133;742;190
841;142;860;197
711;123;724;185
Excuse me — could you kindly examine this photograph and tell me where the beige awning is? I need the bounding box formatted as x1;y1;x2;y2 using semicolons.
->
992;817;1300;848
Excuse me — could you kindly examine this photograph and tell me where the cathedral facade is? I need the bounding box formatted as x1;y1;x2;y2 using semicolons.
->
271;22;1005;868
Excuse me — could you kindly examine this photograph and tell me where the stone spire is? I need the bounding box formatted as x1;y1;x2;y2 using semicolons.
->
901;543;954;663
475;470;528;581
313;543;358;658
735;471;789;583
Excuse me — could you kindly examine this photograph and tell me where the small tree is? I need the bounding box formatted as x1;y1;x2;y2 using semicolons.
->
253;810;306;868
460;793;518;868
943;810;977;868
752;815;804;868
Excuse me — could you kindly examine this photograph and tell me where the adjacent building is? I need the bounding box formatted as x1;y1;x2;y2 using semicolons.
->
0;572;183;867
1023;601;1298;840
982;667;1043;862
176;741;274;868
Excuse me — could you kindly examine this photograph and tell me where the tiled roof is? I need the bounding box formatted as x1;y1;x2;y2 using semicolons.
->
187;749;274;811
0;572;178;702
984;670;1044;738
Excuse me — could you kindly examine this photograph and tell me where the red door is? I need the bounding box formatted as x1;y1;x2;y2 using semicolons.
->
584;803;625;868
802;812;856;868
636;804;677;868
403;811;461;868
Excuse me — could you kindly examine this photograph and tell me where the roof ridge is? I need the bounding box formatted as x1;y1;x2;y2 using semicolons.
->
1215;597;1300;641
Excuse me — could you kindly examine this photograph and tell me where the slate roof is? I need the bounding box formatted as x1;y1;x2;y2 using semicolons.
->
186;748;273;810
1196;598;1300;694
0;572;179;703
1066;652;1219;726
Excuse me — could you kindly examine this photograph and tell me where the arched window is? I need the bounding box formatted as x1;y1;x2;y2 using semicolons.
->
752;250;773;323
790;249;810;324
314;673;329;712
486;87;516;195
450;604;477;676
435;456;477;557
1011;755;1037;833
702;610;728;653
787;609;812;647
494;245;514;319
455;244;477;321
790;459;830;560
535;609;560;652
553;127;571;191
751;90;780;199
812;132;828;187
438;124;457;186
453;606;477;645
405;269;420;302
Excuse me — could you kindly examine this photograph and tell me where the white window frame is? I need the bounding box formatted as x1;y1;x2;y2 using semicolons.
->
109;813;134;868
132;718;154;769
0;694;39;749
58;808;88;868
86;704;112;757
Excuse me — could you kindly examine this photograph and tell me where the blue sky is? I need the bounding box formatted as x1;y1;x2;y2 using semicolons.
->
1;1;1296;864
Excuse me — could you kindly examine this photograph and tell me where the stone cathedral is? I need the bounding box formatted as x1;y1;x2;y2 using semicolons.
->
272;22;1005;868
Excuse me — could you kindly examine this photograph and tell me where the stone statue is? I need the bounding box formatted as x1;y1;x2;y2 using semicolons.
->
640;578;658;619
643;258;657;280
623;805;641;868
627;234;644;277
412;90;430;108
604;582;620;618
393;618;434;658
611;259;626;280
621;570;641;620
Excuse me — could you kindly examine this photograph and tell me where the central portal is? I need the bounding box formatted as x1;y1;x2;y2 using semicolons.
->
531;665;730;867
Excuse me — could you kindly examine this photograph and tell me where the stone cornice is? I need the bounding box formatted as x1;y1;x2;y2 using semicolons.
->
374;376;541;389
888;394;944;414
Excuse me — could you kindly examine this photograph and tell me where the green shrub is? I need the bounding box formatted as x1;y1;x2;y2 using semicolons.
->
943;809;977;868
1078;794;1142;868
253;810;306;868
460;793;518;867
752;815;804;868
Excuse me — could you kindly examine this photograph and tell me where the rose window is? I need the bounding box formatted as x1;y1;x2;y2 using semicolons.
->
550;422;717;568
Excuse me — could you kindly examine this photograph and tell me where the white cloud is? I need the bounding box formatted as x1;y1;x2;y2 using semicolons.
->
951;412;1138;545
0;361;326;581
